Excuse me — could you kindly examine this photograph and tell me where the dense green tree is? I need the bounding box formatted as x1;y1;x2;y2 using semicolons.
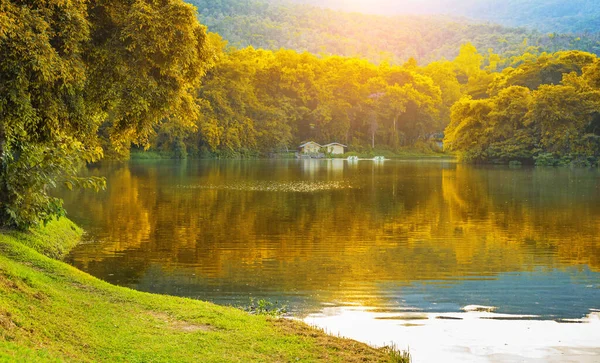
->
0;0;211;229
489;51;597;95
445;50;600;165
86;0;212;155
485;86;537;162
444;98;494;162
422;60;463;127
528;84;600;161
0;0;98;228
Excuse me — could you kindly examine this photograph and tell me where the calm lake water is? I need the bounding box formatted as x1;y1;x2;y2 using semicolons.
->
62;159;600;361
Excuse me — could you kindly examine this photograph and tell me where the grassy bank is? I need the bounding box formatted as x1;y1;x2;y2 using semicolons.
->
0;219;407;362
129;149;262;160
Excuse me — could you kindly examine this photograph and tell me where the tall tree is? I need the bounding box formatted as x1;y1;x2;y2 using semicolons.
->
0;0;212;229
0;0;97;228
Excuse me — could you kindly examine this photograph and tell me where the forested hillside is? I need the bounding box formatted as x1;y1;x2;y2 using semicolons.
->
282;0;600;34
454;0;600;33
148;32;600;168
187;0;600;64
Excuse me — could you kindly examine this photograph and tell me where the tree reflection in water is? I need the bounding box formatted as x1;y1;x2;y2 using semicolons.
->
61;160;600;316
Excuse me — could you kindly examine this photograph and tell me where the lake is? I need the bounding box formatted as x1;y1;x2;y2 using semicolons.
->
61;159;600;362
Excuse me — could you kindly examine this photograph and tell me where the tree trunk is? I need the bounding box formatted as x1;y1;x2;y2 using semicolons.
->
0;121;7;219
0;122;5;161
393;116;398;149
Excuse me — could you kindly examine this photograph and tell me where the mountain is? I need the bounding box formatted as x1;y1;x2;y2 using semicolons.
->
281;0;600;34
187;0;600;64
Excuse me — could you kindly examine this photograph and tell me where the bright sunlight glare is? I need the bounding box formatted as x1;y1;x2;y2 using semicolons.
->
303;0;464;15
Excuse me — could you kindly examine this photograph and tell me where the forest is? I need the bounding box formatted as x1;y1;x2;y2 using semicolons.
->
155;38;600;169
188;0;600;64
443;0;600;33
445;52;600;166
1;0;600;230
280;0;600;34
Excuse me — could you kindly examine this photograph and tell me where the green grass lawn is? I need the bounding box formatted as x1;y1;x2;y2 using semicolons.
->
0;219;408;362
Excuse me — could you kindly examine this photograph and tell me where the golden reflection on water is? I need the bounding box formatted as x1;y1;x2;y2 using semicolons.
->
62;160;600;311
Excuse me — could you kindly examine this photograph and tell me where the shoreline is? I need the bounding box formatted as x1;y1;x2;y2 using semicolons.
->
128;149;454;161
0;219;408;362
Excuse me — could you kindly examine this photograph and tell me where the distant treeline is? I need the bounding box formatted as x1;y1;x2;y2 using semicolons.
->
186;0;600;64
150;40;477;158
148;35;600;167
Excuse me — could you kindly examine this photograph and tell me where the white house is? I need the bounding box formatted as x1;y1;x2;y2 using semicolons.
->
323;142;347;155
298;141;322;154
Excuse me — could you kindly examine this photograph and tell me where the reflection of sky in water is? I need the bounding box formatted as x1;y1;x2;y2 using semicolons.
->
381;268;600;319
305;307;600;363
124;263;600;320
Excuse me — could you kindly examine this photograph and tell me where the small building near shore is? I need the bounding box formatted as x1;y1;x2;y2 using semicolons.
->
298;141;322;154
428;132;444;151
298;141;347;155
323;143;347;155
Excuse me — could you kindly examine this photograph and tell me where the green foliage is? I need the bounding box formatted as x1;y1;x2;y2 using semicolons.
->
382;344;412;363
534;153;570;167
0;0;102;229
155;41;600;163
130;149;176;160
86;0;213;153
3;0;599;230
0;138;105;229
0;0;212;229
243;298;288;317
445;51;600;166
489;51;597;94
182;43;447;155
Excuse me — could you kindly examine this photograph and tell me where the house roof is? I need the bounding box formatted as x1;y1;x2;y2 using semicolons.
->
299;141;322;148
299;142;347;148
